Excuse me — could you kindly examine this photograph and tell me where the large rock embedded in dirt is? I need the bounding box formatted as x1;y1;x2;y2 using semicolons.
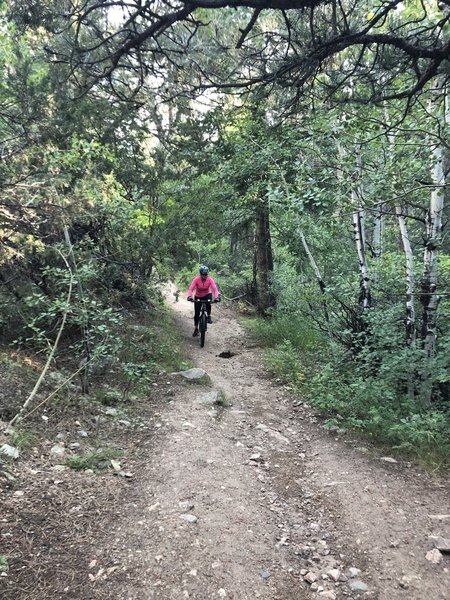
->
176;368;207;380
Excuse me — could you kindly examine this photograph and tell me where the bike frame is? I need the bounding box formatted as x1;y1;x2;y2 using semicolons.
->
197;298;211;348
190;298;216;348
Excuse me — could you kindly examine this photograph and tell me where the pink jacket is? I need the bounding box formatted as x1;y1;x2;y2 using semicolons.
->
188;275;219;299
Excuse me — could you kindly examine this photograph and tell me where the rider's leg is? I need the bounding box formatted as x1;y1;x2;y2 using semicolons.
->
202;294;213;323
193;300;201;335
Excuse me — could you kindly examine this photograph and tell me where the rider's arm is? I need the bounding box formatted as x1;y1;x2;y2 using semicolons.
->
187;276;199;298
209;277;220;300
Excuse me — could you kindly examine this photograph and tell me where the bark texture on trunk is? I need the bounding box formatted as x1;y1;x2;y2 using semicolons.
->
254;197;274;315
420;76;446;403
351;144;371;309
396;206;416;346
352;191;371;310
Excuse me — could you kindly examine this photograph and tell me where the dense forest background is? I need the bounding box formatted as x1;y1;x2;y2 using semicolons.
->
1;0;450;468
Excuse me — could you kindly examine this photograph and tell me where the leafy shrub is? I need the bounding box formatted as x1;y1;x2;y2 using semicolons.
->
264;340;305;387
387;412;450;468
246;314;318;352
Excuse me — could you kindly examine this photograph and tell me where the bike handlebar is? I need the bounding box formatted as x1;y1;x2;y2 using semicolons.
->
187;297;220;303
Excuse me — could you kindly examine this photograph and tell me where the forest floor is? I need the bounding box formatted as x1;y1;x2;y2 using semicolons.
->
1;292;450;600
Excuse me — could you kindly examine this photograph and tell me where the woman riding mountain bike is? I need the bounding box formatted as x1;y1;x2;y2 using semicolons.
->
187;266;220;337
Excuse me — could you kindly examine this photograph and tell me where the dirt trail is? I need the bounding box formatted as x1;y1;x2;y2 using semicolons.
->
3;295;449;600
99;295;450;600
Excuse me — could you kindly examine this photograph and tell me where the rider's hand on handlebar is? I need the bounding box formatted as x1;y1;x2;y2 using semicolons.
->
214;297;220;303
187;296;193;302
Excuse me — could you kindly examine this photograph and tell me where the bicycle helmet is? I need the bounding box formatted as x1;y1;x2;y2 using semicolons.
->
199;265;209;275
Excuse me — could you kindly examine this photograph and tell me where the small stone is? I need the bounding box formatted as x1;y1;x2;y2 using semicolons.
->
304;571;318;584
110;460;122;472
179;514;198;523
380;456;397;463
78;430;88;437
349;580;368;592
319;591;337;600
250;453;262;462
117;471;134;478
105;408;118;416
327;569;341;582
348;567;361;578
1;444;19;459
50;444;65;456
425;549;443;564
259;569;271;580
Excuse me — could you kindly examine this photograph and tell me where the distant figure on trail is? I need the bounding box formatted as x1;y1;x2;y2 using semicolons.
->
187;266;220;337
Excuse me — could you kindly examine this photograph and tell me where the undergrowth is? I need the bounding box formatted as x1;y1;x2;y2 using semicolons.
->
245;313;450;472
66;447;122;472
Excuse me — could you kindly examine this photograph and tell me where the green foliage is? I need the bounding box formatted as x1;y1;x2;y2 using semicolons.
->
306;333;450;469
387;412;450;469
9;428;37;450
66;447;122;472
263;340;305;387
246;314;318;352
0;554;8;573
215;390;231;408
94;387;122;407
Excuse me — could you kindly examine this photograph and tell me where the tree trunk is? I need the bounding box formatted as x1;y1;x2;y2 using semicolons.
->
396;206;416;346
350;142;371;309
371;203;383;285
254;196;274;315
420;77;446;403
352;193;371;309
298;228;329;322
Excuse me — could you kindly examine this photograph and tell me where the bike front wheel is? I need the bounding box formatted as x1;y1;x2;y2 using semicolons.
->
199;313;207;347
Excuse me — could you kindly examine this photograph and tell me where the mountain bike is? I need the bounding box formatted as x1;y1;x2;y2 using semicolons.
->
189;297;219;348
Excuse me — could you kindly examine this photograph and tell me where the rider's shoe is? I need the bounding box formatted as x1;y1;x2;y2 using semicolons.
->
193;328;199;337
207;316;213;324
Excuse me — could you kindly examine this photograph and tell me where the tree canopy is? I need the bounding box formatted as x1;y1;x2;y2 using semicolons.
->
1;0;450;465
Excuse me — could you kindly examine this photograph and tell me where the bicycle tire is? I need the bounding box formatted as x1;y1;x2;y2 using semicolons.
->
199;312;207;347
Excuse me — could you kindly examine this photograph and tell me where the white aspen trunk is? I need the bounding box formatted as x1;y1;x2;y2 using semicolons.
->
396;206;416;346
298;228;329;321
421;146;444;356
371;203;383;286
420;76;446;403
351;142;371;309
352;201;371;309
371;204;383;261
299;229;326;293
